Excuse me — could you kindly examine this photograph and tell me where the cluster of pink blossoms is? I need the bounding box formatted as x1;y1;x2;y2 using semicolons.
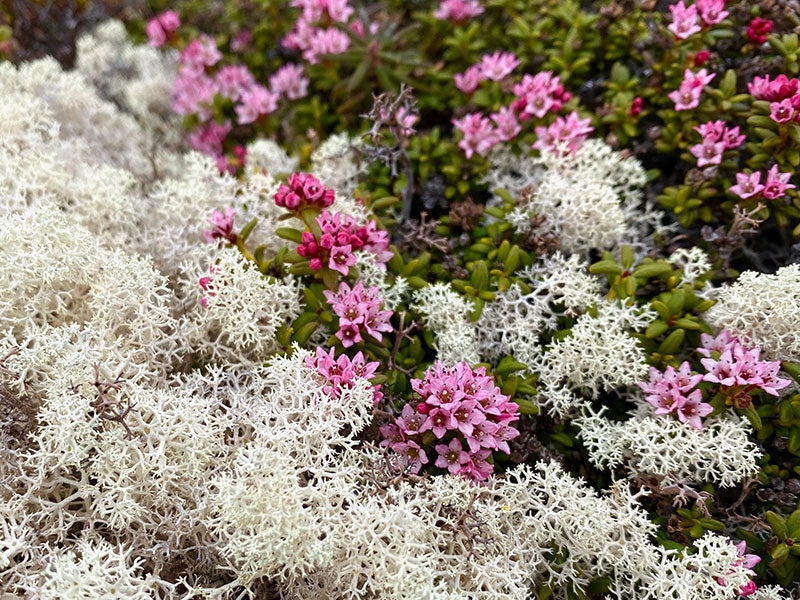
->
452;67;589;158
145;10;180;47
433;0;483;22
639;362;713;430
748;74;800;125
640;330;791;428
297;211;392;276
698;331;791;397
171;32;308;171
380;361;520;482
283;0;362;64
323;281;393;347
689;120;745;168
274;172;335;212
729;165;795;200
305;346;384;404
198;265;219;308
668;68;716;111
454;51;520;93
667;0;728;40
746;16;773;45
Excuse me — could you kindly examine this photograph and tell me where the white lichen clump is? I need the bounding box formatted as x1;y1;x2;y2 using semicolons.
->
706;264;800;362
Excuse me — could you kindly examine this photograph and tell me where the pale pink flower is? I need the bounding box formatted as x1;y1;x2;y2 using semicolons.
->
729;171;765;199
478;51;520;81
675;392;714;429
491;107;522;141
453;113;499;158
454;65;482;94
690;139;725;167
305;27;351;63
532;111;594;155
180;35;222;71
235;85;279;124
269;64;309;100
512;71;569;119
434;438;471;474
188;120;230;157
763;164;796;199
146;10;180;47
215;65;256;102
173;71;218;119
668;1;701;39
434;0;484;21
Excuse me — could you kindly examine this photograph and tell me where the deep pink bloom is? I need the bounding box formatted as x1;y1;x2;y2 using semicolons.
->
674;390;713;430
328;244;356;276
324;281;393;346
769;98;796;124
696;0;728;25
146;10;180;47
668;1;701;39
628;96;644;117
729;171;765;199
763;164;796;199
274;172;335;212
434;438;471;474
188;121;231;159
202;206;236;244
306;346;383;403
747;17;773;44
694;50;710;67
512;71;569;119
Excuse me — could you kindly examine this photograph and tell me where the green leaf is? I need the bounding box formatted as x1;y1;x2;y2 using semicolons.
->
239;217;259;243
292;320;319;346
589;259;623;276
786;508;800;538
767;511;789;540
632;263;673;279
646;320;669;339
275;227;303;244
470;260;490;291
495;356;528;377
789;427;800;454
742;404;763;430
515;398;539;415
658;329;685;355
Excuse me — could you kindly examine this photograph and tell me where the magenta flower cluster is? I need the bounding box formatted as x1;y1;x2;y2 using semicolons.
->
640;330;792;429
323;281;393;348
305;346;384;404
639;362;713;430
667;0;728;40
729;165;795;200
145;10;180;48
668;68;716;111
689;120;745;168
283;0;356;64
380;361;520;481
274;172;335;212
698;331;791;396
171;31;308;171
452;65;590;159
297;211;392;276
748;74;800;125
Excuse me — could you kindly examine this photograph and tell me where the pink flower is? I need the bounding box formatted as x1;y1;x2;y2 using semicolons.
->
696;0;728;25
215;65;256;102
324;281;393;346
269;64;309;100
763;164;796;199
629;96;644;117
721;125;746;149
434;438;471;474
306;346;383;403
235;85;279;125
512;71;569;119
532;111;594;155
690;139;725;167
202;206;236;244
746;17;773;45
328;244;356;276
769;98;796;124
434;0;484;21
188;120;231;158
173;71;218;119
478;51;520;82
305;27;351;63
668;1;701;39
668;69;716;111
694;50;710;67
729;171;765;199
146;10;180;47
454;65;483;94
274;172;335;212
674;390;714;429
180;35;222;71
491;107;522;141
453;113;499;158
